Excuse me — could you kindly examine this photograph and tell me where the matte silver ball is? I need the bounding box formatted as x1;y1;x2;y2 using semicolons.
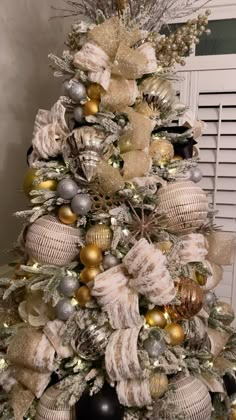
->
62;79;73;96
103;254;120;270
204;291;217;307
56;298;76;321
143;336;166;358
71;194;92;216
189;167;203;183
59;276;79;297
57;179;78;200
68;81;87;103
74;106;84;123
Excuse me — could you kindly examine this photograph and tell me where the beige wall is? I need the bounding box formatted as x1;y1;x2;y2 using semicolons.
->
0;0;72;263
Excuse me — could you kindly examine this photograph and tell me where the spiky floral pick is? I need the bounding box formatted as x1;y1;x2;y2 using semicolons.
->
53;0;211;31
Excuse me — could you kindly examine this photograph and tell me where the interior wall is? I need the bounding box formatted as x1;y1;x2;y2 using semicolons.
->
0;0;72;263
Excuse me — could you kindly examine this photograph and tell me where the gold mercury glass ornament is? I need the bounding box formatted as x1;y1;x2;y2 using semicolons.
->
150;137;174;166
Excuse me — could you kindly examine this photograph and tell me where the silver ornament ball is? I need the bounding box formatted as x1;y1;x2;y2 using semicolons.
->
57;179;78;200
56;298;76;321
74;106;84;123
143;335;166;358
68;81;87;103
204;291;217;307
71;194;92;216
189;167;203;183
103;254;120;270
59;276;79;297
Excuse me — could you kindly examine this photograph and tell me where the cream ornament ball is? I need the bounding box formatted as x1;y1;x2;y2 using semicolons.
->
25;215;81;266
157;181;209;234
164;376;212;420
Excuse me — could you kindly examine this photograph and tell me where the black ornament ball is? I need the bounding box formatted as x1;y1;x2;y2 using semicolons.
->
74;384;124;420
223;373;236;396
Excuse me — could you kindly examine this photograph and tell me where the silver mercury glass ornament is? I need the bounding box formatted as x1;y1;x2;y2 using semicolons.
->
204;291;217;308
76;323;112;360
56;298;76;321
189;167;203;183
143;330;166;358
71;194;92;216
68;80;87;103
57;179;78;200
59;276;79;297
103;254;120;270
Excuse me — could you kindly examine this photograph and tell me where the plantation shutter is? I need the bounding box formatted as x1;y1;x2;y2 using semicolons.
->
178;68;236;307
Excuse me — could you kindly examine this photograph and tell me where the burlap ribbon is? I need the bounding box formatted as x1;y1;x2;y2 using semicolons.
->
7;324;73;399
207;232;236;266
73;17;157;110
97;108;154;194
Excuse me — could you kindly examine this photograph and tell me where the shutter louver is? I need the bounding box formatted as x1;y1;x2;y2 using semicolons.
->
196;88;236;305
178;68;236;308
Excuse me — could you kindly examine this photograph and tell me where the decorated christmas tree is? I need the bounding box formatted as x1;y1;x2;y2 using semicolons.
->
1;1;236;419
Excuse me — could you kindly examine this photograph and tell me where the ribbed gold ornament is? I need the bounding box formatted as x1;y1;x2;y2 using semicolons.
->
149;373;169;399
86;224;113;252
165;278;204;320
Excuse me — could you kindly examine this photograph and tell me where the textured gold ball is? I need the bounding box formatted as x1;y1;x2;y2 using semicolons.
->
75;286;92;307
80;266;102;285
145;308;167;328
86;224;113;252
83;99;100;116
80;244;103;267
23;168;58;196
87;83;102;100
165;323;185;346
58;205;78;225
149;372;169;399
150;138;174;166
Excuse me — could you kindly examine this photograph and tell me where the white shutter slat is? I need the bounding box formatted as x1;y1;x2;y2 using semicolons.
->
200;177;236;190
198;163;236;176
200;149;236;162
214;284;232;299
199;136;236;149
213;218;236;231
198;107;236;120
206;191;236;205
203;122;236;135
198;93;236;106
214;204;236;218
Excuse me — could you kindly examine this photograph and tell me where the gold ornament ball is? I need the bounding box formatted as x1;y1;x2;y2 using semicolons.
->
58;205;78;225
149;372;169;399
165;323;185;346
150;138;174;166
80;266;102;285
230;410;236;420
83;99;100;116
86;224;113;252
80;244;103;267
156;241;172;254
196;272;207;286
172;155;183;162
23;168;57;196
145;308;167;329
75;286;92;307
87;83;102;100
165;279;204;320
